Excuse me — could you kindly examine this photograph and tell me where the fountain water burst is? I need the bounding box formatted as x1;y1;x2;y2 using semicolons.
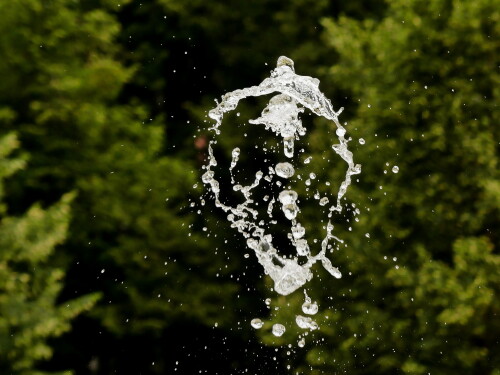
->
202;56;361;296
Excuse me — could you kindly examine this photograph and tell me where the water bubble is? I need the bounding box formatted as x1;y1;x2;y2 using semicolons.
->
304;156;312;164
298;338;305;347
319;197;329;206
265;298;271;306
272;323;286;337
251;318;264;329
359;138;365;145
392;165;399;173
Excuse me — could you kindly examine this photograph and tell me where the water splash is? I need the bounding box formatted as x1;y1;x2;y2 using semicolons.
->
202;56;361;297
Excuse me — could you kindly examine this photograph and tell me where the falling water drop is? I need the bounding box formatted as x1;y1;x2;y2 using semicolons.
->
319;197;329;206
251;318;264;329
272;323;286;337
275;162;295;178
302;291;319;315
296;315;318;330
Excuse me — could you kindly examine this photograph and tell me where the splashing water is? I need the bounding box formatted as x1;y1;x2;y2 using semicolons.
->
202;56;361;297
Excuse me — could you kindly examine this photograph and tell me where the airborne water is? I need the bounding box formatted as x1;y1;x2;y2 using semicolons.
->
202;56;361;335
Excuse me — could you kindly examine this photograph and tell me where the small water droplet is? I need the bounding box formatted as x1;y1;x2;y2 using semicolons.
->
251;318;264;329
319;197;329;206
392;166;399;173
359;138;365;145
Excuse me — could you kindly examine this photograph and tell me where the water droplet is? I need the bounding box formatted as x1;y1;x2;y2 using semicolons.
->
302;301;318;315
284;136;294;158
359;138;365;145
392;165;399;173
272;323;286;337
283;204;298;220
319;197;329;206
336;127;346;137
296;315;318;330
251;318;264;329
278;190;298;205
292;224;305;239
275;162;295;178
304;156;312;164
298;338;305;347
295;239;310;256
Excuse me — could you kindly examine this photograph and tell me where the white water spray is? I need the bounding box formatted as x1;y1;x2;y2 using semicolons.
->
202;56;361;298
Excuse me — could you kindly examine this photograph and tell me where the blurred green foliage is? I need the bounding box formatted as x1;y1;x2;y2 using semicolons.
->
0;134;99;375
0;0;498;374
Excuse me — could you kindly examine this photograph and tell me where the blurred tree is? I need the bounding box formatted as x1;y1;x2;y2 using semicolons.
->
0;1;244;373
0;133;100;375
255;0;500;373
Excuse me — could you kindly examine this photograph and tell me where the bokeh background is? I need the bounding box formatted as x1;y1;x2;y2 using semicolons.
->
0;0;499;374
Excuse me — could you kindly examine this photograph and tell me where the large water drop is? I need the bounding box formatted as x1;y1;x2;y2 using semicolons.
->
275;162;295;178
251;318;264;329
272;323;286;337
